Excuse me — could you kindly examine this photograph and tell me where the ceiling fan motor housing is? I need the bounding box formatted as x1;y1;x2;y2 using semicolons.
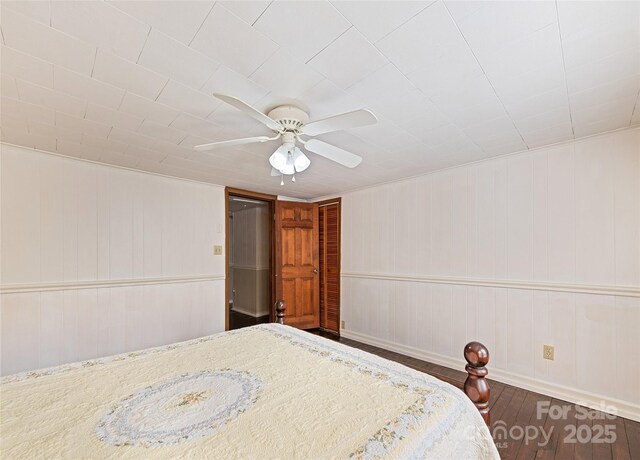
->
267;105;309;132
281;131;296;146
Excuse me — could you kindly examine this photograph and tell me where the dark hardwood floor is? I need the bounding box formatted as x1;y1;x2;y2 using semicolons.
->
314;332;639;460
229;310;270;330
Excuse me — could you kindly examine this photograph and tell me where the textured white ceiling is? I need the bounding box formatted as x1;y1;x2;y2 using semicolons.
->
1;0;638;198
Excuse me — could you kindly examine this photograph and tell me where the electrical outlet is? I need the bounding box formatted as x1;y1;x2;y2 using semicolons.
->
341;320;345;329
543;344;554;360
213;245;223;255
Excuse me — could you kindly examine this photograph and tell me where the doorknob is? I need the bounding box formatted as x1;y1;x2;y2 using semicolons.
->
312;269;319;274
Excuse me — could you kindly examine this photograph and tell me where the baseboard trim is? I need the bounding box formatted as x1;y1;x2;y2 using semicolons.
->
230;305;270;318
340;329;640;422
341;273;640;298
1;275;225;294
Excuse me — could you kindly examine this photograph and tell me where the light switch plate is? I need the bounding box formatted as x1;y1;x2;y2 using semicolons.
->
213;245;223;255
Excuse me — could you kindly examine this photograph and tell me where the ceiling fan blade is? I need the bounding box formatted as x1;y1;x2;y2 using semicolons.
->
270;167;281;177
194;136;273;151
304;139;363;168
213;93;282;132
302;109;377;136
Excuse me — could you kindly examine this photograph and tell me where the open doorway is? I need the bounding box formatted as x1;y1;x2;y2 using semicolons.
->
226;188;276;331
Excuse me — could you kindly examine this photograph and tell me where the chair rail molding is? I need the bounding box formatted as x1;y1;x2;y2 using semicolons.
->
341;272;640;298
1;275;226;294
229;264;271;271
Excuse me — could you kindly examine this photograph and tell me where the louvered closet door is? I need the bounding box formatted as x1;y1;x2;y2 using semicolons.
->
275;201;320;329
319;203;340;333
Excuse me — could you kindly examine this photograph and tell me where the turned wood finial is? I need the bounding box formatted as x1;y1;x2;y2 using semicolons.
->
464;341;490;425
275;300;286;325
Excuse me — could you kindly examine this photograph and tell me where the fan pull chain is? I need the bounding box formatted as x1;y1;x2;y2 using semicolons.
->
280;174;284;186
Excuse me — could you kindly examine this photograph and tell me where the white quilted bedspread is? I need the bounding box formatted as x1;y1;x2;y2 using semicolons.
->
1;324;498;459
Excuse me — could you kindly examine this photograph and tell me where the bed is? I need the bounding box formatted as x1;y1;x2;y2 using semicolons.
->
0;303;499;459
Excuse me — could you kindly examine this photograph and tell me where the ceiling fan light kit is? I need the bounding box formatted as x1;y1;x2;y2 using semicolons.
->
268;132;311;178
193;93;378;185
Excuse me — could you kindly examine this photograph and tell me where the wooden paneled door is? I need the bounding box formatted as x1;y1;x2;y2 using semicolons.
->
319;200;341;333
275;201;319;329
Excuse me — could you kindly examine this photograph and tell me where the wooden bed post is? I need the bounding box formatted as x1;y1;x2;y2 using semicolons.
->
275;300;286;325
463;341;490;426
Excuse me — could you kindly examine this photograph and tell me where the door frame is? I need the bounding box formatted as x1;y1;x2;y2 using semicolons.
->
317;197;341;334
225;187;277;331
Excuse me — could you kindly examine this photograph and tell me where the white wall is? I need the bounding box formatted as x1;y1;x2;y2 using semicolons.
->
231;206;269;270
0;144;226;375
339;128;640;421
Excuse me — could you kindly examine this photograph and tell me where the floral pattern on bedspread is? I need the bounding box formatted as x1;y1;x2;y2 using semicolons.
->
260;326;478;459
0;331;245;385
96;369;262;447
0;324;499;459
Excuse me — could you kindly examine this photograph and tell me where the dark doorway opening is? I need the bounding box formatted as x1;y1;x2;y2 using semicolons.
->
226;188;276;331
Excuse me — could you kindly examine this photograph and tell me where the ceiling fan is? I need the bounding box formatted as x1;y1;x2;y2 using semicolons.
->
194;94;378;184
